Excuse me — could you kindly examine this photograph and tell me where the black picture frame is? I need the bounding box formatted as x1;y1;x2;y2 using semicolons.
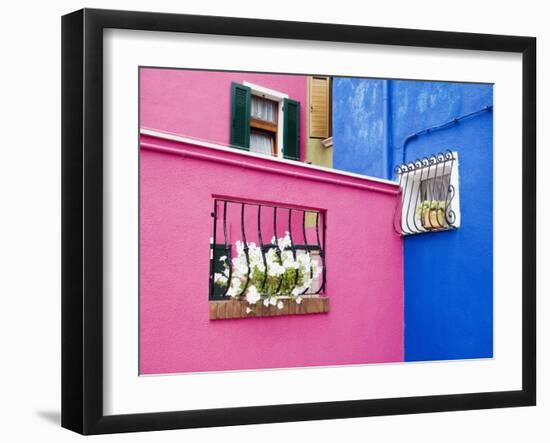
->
61;8;536;435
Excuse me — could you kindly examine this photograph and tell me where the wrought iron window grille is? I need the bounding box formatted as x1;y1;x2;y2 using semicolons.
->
209;198;326;301
393;150;460;236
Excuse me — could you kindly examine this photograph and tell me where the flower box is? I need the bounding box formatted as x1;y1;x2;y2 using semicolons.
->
211;229;326;319
417;200;447;230
421;208;446;230
209;297;329;320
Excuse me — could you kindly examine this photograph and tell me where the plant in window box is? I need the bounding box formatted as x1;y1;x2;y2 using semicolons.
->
213;232;322;314
416;200;447;230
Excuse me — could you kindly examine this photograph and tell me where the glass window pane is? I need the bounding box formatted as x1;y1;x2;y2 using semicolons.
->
250;130;273;156
251;96;278;123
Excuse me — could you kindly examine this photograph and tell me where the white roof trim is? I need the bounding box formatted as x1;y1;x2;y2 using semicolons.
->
242;81;289;101
140;127;399;188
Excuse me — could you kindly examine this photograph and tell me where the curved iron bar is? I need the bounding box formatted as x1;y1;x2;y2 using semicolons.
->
314;211;326;295
257;205;268;294
402;162;417;235
419;158;433;232
410;159;426;234
398;165;413;235
209;199;218;298
221;200;233;297
286;208;299;296
434;152;449;228
392;165;406;235
236;202;251;298
427;155;440;230
445;187;457;226
300;210;313;295
425;155;439;230
434;153;446;201
400;166;412;235
444;150;457;226
273;207;285;294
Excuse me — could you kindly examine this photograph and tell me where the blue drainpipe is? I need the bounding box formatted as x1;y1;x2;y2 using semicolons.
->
382;80;394;180
401;105;493;165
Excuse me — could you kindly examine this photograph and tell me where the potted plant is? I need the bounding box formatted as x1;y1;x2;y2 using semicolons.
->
213;232;323;314
416;200;447;230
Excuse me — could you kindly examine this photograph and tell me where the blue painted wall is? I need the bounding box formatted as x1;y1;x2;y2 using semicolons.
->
333;78;493;361
332;79;388;178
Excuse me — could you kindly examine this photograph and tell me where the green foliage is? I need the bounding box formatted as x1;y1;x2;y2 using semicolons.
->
416;199;447;217
216;250;309;297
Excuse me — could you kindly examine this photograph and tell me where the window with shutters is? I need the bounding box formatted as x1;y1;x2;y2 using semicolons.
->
309;76;331;139
230;82;301;161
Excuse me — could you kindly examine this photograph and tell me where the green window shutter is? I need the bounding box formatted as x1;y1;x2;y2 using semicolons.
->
283;98;301;160
230;82;251;150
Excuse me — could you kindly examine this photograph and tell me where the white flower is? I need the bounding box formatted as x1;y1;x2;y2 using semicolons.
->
266;247;278;260
267;262;285;277
245;285;261;305
226;278;242;297
277;232;292;251
312;260;322;279
214;273;228;285
296;296;303;305
246;307;253;314
277;301;284;310
231;255;248;276
265;249;280;274
283;258;299;270
215;235;320;304
248;245;266;272
236;240;246;256
297;253;311;268
281;251;298;270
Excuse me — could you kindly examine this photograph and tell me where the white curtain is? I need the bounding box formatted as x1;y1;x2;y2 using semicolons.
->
250;131;273;156
251;96;277;123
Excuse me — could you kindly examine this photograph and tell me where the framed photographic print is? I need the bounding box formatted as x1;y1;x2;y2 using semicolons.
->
61;8;536;435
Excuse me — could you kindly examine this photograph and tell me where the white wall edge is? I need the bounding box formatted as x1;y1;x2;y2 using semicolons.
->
140;127;400;188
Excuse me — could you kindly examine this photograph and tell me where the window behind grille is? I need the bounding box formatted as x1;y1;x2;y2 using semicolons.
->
420;174;451;202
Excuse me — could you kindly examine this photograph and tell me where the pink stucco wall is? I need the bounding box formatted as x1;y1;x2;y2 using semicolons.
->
140;68;308;160
139;133;404;374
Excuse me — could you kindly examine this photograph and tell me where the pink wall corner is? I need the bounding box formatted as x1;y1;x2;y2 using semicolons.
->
140;68;308;161
139;135;404;375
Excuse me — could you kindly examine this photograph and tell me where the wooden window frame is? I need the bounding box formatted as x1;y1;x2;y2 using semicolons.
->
250;100;279;156
243;81;288;159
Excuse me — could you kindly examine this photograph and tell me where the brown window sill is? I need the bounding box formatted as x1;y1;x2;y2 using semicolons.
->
209;297;329;320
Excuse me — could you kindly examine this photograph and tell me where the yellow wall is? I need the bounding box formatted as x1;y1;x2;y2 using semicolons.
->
306;76;333;169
